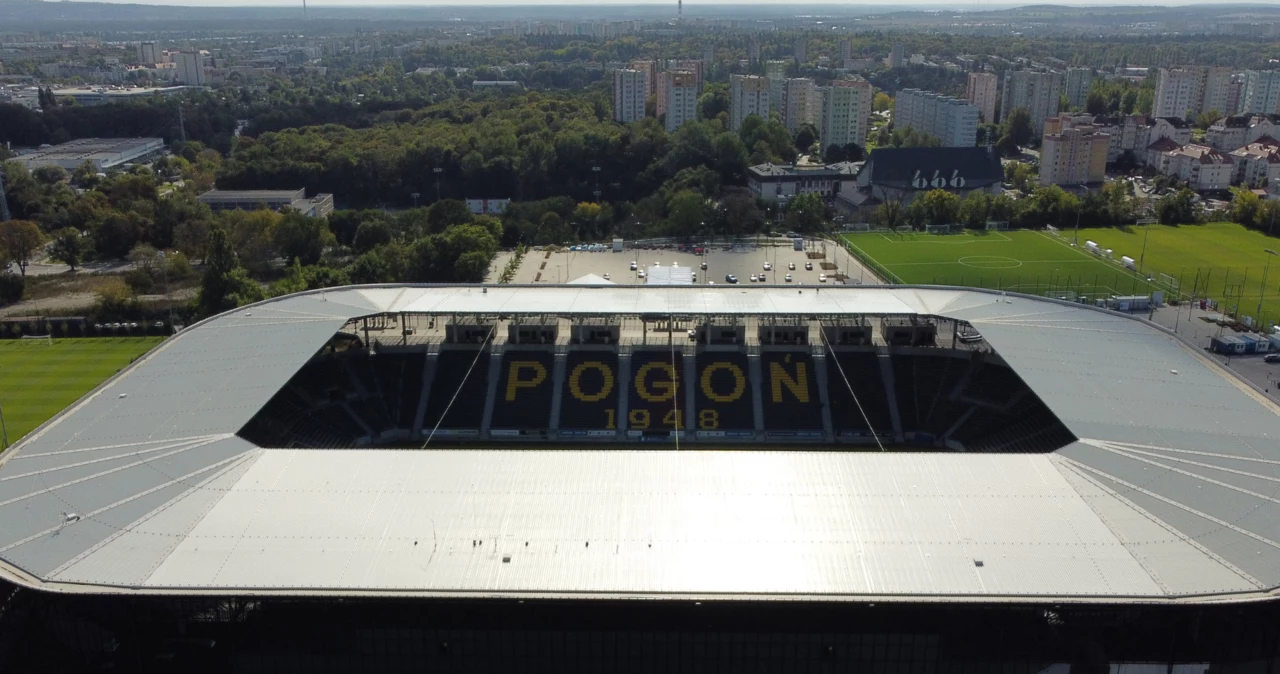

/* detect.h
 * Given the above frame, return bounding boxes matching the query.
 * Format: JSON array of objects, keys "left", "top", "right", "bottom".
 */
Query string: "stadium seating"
[{"left": 238, "top": 341, "right": 1074, "bottom": 452}]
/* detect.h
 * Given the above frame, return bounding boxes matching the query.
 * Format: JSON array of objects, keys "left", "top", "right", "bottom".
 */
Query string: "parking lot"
[{"left": 499, "top": 240, "right": 879, "bottom": 287}]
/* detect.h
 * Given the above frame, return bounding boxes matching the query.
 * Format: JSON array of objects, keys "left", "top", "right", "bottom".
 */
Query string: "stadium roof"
[{"left": 2, "top": 285, "right": 1280, "bottom": 603}]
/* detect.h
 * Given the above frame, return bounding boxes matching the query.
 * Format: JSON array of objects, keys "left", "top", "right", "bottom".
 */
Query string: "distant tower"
[{"left": 678, "top": 0, "right": 682, "bottom": 21}]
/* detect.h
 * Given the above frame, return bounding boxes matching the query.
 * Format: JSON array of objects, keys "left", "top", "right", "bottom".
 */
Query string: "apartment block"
[
  {"left": 613, "top": 69, "right": 647, "bottom": 123},
  {"left": 1040, "top": 126, "right": 1109, "bottom": 186},
  {"left": 136, "top": 41, "right": 157, "bottom": 65},
  {"left": 629, "top": 59, "right": 657, "bottom": 100},
  {"left": 1153, "top": 66, "right": 1233, "bottom": 119},
  {"left": 782, "top": 78, "right": 818, "bottom": 133},
  {"left": 794, "top": 38, "right": 807, "bottom": 64},
  {"left": 1000, "top": 70, "right": 1064, "bottom": 134},
  {"left": 174, "top": 51, "right": 205, "bottom": 86},
  {"left": 729, "top": 74, "right": 771, "bottom": 132},
  {"left": 1229, "top": 139, "right": 1280, "bottom": 187},
  {"left": 664, "top": 70, "right": 699, "bottom": 133},
  {"left": 1152, "top": 144, "right": 1234, "bottom": 191},
  {"left": 839, "top": 39, "right": 853, "bottom": 63},
  {"left": 1065, "top": 68, "right": 1094, "bottom": 110},
  {"left": 1242, "top": 70, "right": 1280, "bottom": 115},
  {"left": 819, "top": 78, "right": 874, "bottom": 149},
  {"left": 889, "top": 44, "right": 905, "bottom": 69},
  {"left": 894, "top": 88, "right": 979, "bottom": 147},
  {"left": 1206, "top": 114, "right": 1280, "bottom": 151},
  {"left": 966, "top": 72, "right": 998, "bottom": 123}
]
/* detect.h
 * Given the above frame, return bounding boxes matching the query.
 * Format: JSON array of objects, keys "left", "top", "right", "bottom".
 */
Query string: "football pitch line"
[
  {"left": 885, "top": 258, "right": 1086, "bottom": 267},
  {"left": 877, "top": 231, "right": 1014, "bottom": 244}
]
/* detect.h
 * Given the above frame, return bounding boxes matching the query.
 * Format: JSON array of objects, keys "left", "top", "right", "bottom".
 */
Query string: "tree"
[
  {"left": 999, "top": 107, "right": 1034, "bottom": 153},
  {"left": 1085, "top": 91, "right": 1108, "bottom": 115},
  {"left": 958, "top": 191, "right": 993, "bottom": 229},
  {"left": 784, "top": 192, "right": 826, "bottom": 233},
  {"left": 666, "top": 190, "right": 713, "bottom": 238},
  {"left": 873, "top": 92, "right": 894, "bottom": 113},
  {"left": 872, "top": 197, "right": 905, "bottom": 230},
  {"left": 698, "top": 84, "right": 730, "bottom": 121},
  {"left": 0, "top": 220, "right": 45, "bottom": 276},
  {"left": 197, "top": 225, "right": 264, "bottom": 317},
  {"left": 1195, "top": 110, "right": 1221, "bottom": 130},
  {"left": 353, "top": 219, "right": 394, "bottom": 254},
  {"left": 1157, "top": 188, "right": 1199, "bottom": 225},
  {"left": 426, "top": 198, "right": 474, "bottom": 233},
  {"left": 794, "top": 123, "right": 819, "bottom": 154},
  {"left": 273, "top": 212, "right": 335, "bottom": 266},
  {"left": 49, "top": 227, "right": 85, "bottom": 271},
  {"left": 916, "top": 189, "right": 962, "bottom": 227}
]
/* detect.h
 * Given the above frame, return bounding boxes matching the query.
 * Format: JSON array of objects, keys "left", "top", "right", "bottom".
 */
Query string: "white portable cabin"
[{"left": 1121, "top": 256, "right": 1136, "bottom": 270}]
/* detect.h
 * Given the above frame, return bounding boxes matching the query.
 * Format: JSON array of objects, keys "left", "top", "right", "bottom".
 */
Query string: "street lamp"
[
  {"left": 410, "top": 192, "right": 420, "bottom": 209},
  {"left": 1073, "top": 183, "right": 1085, "bottom": 245},
  {"left": 1139, "top": 221, "right": 1151, "bottom": 274},
  {"left": 1255, "top": 248, "right": 1278, "bottom": 325},
  {"left": 433, "top": 167, "right": 443, "bottom": 202},
  {"left": 592, "top": 165, "right": 602, "bottom": 203}
]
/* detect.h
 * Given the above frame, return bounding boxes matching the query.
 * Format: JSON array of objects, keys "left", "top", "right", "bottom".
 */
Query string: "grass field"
[
  {"left": 842, "top": 228, "right": 1160, "bottom": 300},
  {"left": 1074, "top": 222, "right": 1280, "bottom": 325},
  {"left": 0, "top": 337, "right": 165, "bottom": 449}
]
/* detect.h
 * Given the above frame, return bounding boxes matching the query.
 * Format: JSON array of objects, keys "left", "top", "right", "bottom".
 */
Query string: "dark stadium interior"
[
  {"left": 5, "top": 578, "right": 1279, "bottom": 674},
  {"left": 236, "top": 315, "right": 1077, "bottom": 453}
]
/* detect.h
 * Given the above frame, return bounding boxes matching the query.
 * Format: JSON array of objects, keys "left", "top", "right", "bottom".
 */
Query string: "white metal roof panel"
[{"left": 2, "top": 285, "right": 1280, "bottom": 602}]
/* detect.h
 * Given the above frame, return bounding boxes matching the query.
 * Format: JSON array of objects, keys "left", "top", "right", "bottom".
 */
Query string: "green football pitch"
[
  {"left": 842, "top": 228, "right": 1160, "bottom": 300},
  {"left": 0, "top": 337, "right": 165, "bottom": 450},
  {"left": 1072, "top": 222, "right": 1280, "bottom": 325}
]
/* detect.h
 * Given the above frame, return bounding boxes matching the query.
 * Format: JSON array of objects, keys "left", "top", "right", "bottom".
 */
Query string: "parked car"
[
  {"left": 637, "top": 270, "right": 645, "bottom": 278},
  {"left": 700, "top": 261, "right": 707, "bottom": 270},
  {"left": 785, "top": 273, "right": 793, "bottom": 282},
  {"left": 630, "top": 261, "right": 637, "bottom": 270},
  {"left": 818, "top": 274, "right": 827, "bottom": 283},
  {"left": 805, "top": 262, "right": 814, "bottom": 271},
  {"left": 788, "top": 262, "right": 796, "bottom": 270},
  {"left": 1265, "top": 353, "right": 1280, "bottom": 363},
  {"left": 763, "top": 262, "right": 772, "bottom": 271}
]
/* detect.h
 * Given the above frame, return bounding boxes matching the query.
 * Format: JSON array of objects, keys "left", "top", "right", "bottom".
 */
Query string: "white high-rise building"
[
  {"left": 966, "top": 72, "right": 998, "bottom": 123},
  {"left": 613, "top": 69, "right": 647, "bottom": 123},
  {"left": 1065, "top": 68, "right": 1094, "bottom": 110},
  {"left": 1154, "top": 66, "right": 1234, "bottom": 119},
  {"left": 729, "top": 74, "right": 771, "bottom": 132},
  {"left": 818, "top": 78, "right": 873, "bottom": 149},
  {"left": 895, "top": 89, "right": 979, "bottom": 147},
  {"left": 782, "top": 78, "right": 817, "bottom": 133},
  {"left": 1001, "top": 70, "right": 1064, "bottom": 134},
  {"left": 664, "top": 70, "right": 699, "bottom": 133},
  {"left": 175, "top": 51, "right": 206, "bottom": 86},
  {"left": 793, "top": 38, "right": 807, "bottom": 65},
  {"left": 764, "top": 60, "right": 789, "bottom": 113},
  {"left": 1241, "top": 70, "right": 1280, "bottom": 115},
  {"left": 136, "top": 42, "right": 157, "bottom": 65},
  {"left": 889, "top": 44, "right": 905, "bottom": 69}
]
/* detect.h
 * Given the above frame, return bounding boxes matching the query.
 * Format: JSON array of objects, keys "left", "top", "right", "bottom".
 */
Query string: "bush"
[
  {"left": 124, "top": 268, "right": 156, "bottom": 295},
  {"left": 0, "top": 273, "right": 24, "bottom": 305}
]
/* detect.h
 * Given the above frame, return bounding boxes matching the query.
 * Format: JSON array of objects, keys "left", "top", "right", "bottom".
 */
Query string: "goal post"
[
  {"left": 894, "top": 225, "right": 913, "bottom": 233},
  {"left": 1158, "top": 273, "right": 1179, "bottom": 291},
  {"left": 844, "top": 223, "right": 871, "bottom": 233},
  {"left": 925, "top": 224, "right": 950, "bottom": 235},
  {"left": 18, "top": 334, "right": 52, "bottom": 346},
  {"left": 1045, "top": 225, "right": 1062, "bottom": 237},
  {"left": 985, "top": 220, "right": 1009, "bottom": 231}
]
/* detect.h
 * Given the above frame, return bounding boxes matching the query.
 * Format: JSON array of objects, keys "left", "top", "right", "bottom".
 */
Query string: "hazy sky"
[{"left": 40, "top": 0, "right": 1258, "bottom": 6}]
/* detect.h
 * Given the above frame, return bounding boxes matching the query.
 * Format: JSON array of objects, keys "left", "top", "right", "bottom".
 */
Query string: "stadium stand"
[{"left": 239, "top": 337, "right": 1072, "bottom": 452}]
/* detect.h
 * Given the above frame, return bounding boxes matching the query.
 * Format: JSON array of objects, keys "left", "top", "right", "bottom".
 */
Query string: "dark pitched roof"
[
  {"left": 1213, "top": 115, "right": 1252, "bottom": 129},
  {"left": 864, "top": 147, "right": 1003, "bottom": 190},
  {"left": 1153, "top": 116, "right": 1190, "bottom": 129}
]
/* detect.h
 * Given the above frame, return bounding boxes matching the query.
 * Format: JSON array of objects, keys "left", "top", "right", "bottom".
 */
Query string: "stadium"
[{"left": 2, "top": 283, "right": 1280, "bottom": 671}]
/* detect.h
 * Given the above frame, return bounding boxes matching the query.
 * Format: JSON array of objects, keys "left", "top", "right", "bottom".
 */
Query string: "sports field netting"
[
  {"left": 0, "top": 337, "right": 164, "bottom": 449},
  {"left": 1074, "top": 222, "right": 1280, "bottom": 326},
  {"left": 841, "top": 228, "right": 1160, "bottom": 300}
]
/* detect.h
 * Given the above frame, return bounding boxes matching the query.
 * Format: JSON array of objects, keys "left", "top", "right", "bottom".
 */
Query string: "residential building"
[
  {"left": 629, "top": 59, "right": 657, "bottom": 100},
  {"left": 656, "top": 71, "right": 671, "bottom": 117},
  {"left": 1242, "top": 70, "right": 1280, "bottom": 115},
  {"left": 889, "top": 44, "right": 905, "bottom": 69},
  {"left": 136, "top": 41, "right": 157, "bottom": 65},
  {"left": 174, "top": 51, "right": 206, "bottom": 86},
  {"left": 839, "top": 40, "right": 852, "bottom": 63},
  {"left": 794, "top": 38, "right": 807, "bottom": 65},
  {"left": 197, "top": 189, "right": 335, "bottom": 218},
  {"left": 1206, "top": 114, "right": 1280, "bottom": 151},
  {"left": 1229, "top": 139, "right": 1280, "bottom": 187},
  {"left": 1153, "top": 144, "right": 1234, "bottom": 191},
  {"left": 747, "top": 161, "right": 860, "bottom": 202},
  {"left": 818, "top": 78, "right": 874, "bottom": 149},
  {"left": 747, "top": 38, "right": 760, "bottom": 63},
  {"left": 894, "top": 88, "right": 979, "bottom": 147},
  {"left": 764, "top": 59, "right": 789, "bottom": 80},
  {"left": 966, "top": 72, "right": 998, "bottom": 123},
  {"left": 671, "top": 59, "right": 704, "bottom": 92},
  {"left": 1000, "top": 70, "right": 1064, "bottom": 134},
  {"left": 613, "top": 69, "right": 647, "bottom": 123},
  {"left": 1153, "top": 66, "right": 1233, "bottom": 119},
  {"left": 1065, "top": 68, "right": 1094, "bottom": 110},
  {"left": 764, "top": 59, "right": 789, "bottom": 113},
  {"left": 663, "top": 70, "right": 698, "bottom": 132},
  {"left": 729, "top": 74, "right": 771, "bottom": 132},
  {"left": 782, "top": 78, "right": 818, "bottom": 133},
  {"left": 1040, "top": 126, "right": 1109, "bottom": 186},
  {"left": 1227, "top": 74, "right": 1245, "bottom": 116}
]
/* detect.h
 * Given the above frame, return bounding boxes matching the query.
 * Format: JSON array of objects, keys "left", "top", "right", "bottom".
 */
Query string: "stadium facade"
[{"left": 2, "top": 284, "right": 1280, "bottom": 671}]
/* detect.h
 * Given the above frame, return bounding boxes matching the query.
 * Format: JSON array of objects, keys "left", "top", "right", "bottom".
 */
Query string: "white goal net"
[
  {"left": 895, "top": 225, "right": 913, "bottom": 233},
  {"left": 925, "top": 224, "right": 950, "bottom": 235},
  {"left": 985, "top": 221, "right": 1009, "bottom": 231},
  {"left": 845, "top": 223, "right": 871, "bottom": 233},
  {"left": 19, "top": 334, "right": 52, "bottom": 345},
  {"left": 1158, "top": 273, "right": 1180, "bottom": 291},
  {"left": 1046, "top": 225, "right": 1062, "bottom": 237}
]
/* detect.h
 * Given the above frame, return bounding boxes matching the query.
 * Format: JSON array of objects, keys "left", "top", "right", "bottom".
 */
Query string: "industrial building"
[
  {"left": 45, "top": 85, "right": 199, "bottom": 107},
  {"left": 3, "top": 284, "right": 1280, "bottom": 669},
  {"left": 197, "top": 188, "right": 335, "bottom": 218},
  {"left": 13, "top": 137, "right": 165, "bottom": 171}
]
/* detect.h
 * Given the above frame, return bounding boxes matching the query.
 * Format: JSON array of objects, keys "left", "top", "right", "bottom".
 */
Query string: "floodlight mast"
[{"left": 0, "top": 170, "right": 12, "bottom": 222}]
